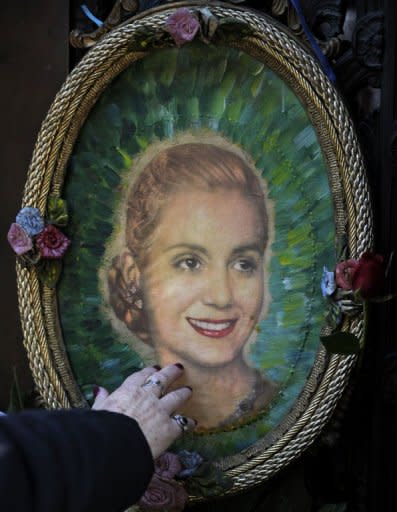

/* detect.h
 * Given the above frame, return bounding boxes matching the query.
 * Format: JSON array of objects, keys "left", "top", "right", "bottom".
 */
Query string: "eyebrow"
[
  {"left": 165, "top": 244, "right": 209, "bottom": 256},
  {"left": 165, "top": 243, "right": 262, "bottom": 256},
  {"left": 230, "top": 243, "right": 263, "bottom": 256}
]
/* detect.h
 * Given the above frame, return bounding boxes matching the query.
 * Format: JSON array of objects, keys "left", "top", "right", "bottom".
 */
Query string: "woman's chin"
[{"left": 179, "top": 352, "right": 241, "bottom": 370}]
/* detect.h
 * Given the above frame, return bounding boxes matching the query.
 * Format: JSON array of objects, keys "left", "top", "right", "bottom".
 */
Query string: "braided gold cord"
[
  {"left": 17, "top": 263, "right": 69, "bottom": 408},
  {"left": 42, "top": 287, "right": 87, "bottom": 408},
  {"left": 22, "top": 44, "right": 130, "bottom": 211},
  {"left": 227, "top": 354, "right": 353, "bottom": 479},
  {"left": 15, "top": 3, "right": 373, "bottom": 499}
]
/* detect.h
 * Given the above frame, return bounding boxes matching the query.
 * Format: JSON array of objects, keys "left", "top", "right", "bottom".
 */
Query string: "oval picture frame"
[{"left": 15, "top": 2, "right": 373, "bottom": 502}]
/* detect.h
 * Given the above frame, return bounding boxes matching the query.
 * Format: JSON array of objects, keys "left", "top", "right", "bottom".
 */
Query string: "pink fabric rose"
[
  {"left": 165, "top": 8, "right": 200, "bottom": 46},
  {"left": 351, "top": 252, "right": 385, "bottom": 299},
  {"left": 36, "top": 224, "right": 70, "bottom": 259},
  {"left": 154, "top": 452, "right": 182, "bottom": 480},
  {"left": 7, "top": 223, "right": 33, "bottom": 255},
  {"left": 138, "top": 475, "right": 188, "bottom": 511},
  {"left": 335, "top": 259, "right": 359, "bottom": 290}
]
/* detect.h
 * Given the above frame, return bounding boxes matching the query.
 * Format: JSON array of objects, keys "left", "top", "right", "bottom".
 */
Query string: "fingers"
[
  {"left": 121, "top": 366, "right": 159, "bottom": 389},
  {"left": 152, "top": 364, "right": 184, "bottom": 394},
  {"left": 169, "top": 414, "right": 197, "bottom": 438},
  {"left": 90, "top": 364, "right": 197, "bottom": 458},
  {"left": 128, "top": 363, "right": 185, "bottom": 398},
  {"left": 117, "top": 363, "right": 185, "bottom": 393},
  {"left": 161, "top": 386, "right": 192, "bottom": 414}
]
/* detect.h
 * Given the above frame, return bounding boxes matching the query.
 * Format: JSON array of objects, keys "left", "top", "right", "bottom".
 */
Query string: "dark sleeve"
[{"left": 0, "top": 409, "right": 154, "bottom": 512}]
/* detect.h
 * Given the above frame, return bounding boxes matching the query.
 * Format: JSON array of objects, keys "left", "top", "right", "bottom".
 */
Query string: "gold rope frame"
[{"left": 16, "top": 1, "right": 373, "bottom": 499}]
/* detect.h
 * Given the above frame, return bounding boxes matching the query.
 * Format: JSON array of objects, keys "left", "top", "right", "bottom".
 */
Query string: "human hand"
[{"left": 92, "top": 364, "right": 196, "bottom": 459}]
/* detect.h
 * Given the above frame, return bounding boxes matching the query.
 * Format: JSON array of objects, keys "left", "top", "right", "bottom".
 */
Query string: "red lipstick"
[{"left": 186, "top": 317, "right": 237, "bottom": 338}]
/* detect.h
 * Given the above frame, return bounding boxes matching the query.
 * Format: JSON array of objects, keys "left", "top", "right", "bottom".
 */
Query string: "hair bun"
[{"left": 107, "top": 250, "right": 149, "bottom": 342}]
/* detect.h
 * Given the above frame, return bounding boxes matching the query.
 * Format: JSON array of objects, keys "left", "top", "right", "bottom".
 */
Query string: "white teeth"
[{"left": 189, "top": 319, "right": 232, "bottom": 331}]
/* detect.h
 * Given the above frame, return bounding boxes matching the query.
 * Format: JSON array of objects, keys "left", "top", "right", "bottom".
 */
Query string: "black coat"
[{"left": 0, "top": 409, "right": 154, "bottom": 511}]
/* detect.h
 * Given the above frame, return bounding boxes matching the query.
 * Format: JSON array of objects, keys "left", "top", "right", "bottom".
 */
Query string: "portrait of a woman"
[{"left": 104, "top": 140, "right": 275, "bottom": 431}]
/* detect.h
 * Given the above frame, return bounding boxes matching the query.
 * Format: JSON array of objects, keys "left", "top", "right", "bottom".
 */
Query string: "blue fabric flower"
[
  {"left": 16, "top": 207, "right": 44, "bottom": 236},
  {"left": 321, "top": 266, "right": 336, "bottom": 297},
  {"left": 177, "top": 450, "right": 203, "bottom": 479}
]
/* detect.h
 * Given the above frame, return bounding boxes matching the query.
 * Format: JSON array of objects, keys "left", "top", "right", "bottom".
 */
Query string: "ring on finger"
[
  {"left": 141, "top": 376, "right": 164, "bottom": 396},
  {"left": 171, "top": 414, "right": 190, "bottom": 434}
]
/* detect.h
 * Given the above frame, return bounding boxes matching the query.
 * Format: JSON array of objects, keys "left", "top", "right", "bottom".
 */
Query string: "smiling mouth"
[{"left": 186, "top": 317, "right": 237, "bottom": 338}]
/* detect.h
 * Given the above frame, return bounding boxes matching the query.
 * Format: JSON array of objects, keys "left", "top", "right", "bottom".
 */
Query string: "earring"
[{"left": 125, "top": 282, "right": 143, "bottom": 311}]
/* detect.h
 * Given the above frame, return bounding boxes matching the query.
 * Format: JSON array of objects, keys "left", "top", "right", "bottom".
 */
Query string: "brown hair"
[{"left": 107, "top": 143, "right": 268, "bottom": 341}]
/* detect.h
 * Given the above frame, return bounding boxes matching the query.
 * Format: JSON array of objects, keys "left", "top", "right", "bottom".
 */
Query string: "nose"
[{"left": 203, "top": 268, "right": 234, "bottom": 309}]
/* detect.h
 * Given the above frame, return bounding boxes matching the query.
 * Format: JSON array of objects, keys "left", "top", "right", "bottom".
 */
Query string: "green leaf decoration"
[
  {"left": 47, "top": 196, "right": 68, "bottom": 226},
  {"left": 184, "top": 462, "right": 233, "bottom": 497},
  {"left": 217, "top": 17, "right": 255, "bottom": 38},
  {"left": 320, "top": 331, "right": 361, "bottom": 355},
  {"left": 127, "top": 28, "right": 174, "bottom": 51},
  {"left": 212, "top": 18, "right": 255, "bottom": 44},
  {"left": 37, "top": 259, "right": 62, "bottom": 288}
]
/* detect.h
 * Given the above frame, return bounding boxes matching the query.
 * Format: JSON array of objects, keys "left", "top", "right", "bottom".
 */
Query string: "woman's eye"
[
  {"left": 175, "top": 257, "right": 202, "bottom": 271},
  {"left": 233, "top": 258, "right": 257, "bottom": 273}
]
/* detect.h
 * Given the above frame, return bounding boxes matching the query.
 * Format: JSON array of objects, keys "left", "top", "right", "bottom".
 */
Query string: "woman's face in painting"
[{"left": 139, "top": 187, "right": 266, "bottom": 368}]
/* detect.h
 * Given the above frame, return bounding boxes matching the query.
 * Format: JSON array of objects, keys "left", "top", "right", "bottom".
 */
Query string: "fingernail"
[
  {"left": 184, "top": 386, "right": 192, "bottom": 391},
  {"left": 93, "top": 385, "right": 100, "bottom": 398},
  {"left": 175, "top": 363, "right": 184, "bottom": 370},
  {"left": 153, "top": 365, "right": 161, "bottom": 370}
]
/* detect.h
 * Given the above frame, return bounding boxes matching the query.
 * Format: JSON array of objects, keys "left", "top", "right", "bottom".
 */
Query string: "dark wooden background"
[
  {"left": 0, "top": 1, "right": 69, "bottom": 408},
  {"left": 1, "top": 1, "right": 396, "bottom": 510}
]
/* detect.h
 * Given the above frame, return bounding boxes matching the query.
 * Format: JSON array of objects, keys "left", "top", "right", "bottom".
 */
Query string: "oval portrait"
[{"left": 15, "top": 3, "right": 372, "bottom": 500}]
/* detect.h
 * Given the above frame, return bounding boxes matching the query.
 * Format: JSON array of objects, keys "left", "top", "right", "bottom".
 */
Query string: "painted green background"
[{"left": 59, "top": 44, "right": 335, "bottom": 459}]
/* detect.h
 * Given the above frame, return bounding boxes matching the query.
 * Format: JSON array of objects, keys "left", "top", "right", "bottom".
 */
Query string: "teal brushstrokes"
[{"left": 58, "top": 45, "right": 335, "bottom": 459}]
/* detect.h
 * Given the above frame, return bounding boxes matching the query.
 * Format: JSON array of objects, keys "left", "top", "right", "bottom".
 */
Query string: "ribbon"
[
  {"left": 80, "top": 4, "right": 104, "bottom": 27},
  {"left": 289, "top": 0, "right": 336, "bottom": 83}
]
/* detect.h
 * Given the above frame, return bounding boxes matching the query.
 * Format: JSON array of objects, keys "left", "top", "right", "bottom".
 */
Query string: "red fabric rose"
[
  {"left": 138, "top": 475, "right": 188, "bottom": 511},
  {"left": 335, "top": 259, "right": 359, "bottom": 290},
  {"left": 335, "top": 252, "right": 385, "bottom": 298},
  {"left": 36, "top": 224, "right": 70, "bottom": 259},
  {"left": 165, "top": 8, "right": 200, "bottom": 46},
  {"left": 154, "top": 452, "right": 182, "bottom": 480},
  {"left": 351, "top": 252, "right": 385, "bottom": 298}
]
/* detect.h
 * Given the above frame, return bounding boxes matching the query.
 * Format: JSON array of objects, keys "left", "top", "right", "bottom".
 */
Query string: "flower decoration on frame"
[
  {"left": 321, "top": 242, "right": 394, "bottom": 355},
  {"left": 7, "top": 197, "right": 70, "bottom": 288},
  {"left": 165, "top": 8, "right": 201, "bottom": 46},
  {"left": 138, "top": 450, "right": 232, "bottom": 511},
  {"left": 129, "top": 6, "right": 256, "bottom": 51}
]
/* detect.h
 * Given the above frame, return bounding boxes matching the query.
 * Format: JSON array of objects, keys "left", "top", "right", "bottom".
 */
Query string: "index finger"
[
  {"left": 120, "top": 366, "right": 159, "bottom": 390},
  {"left": 145, "top": 363, "right": 184, "bottom": 395}
]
